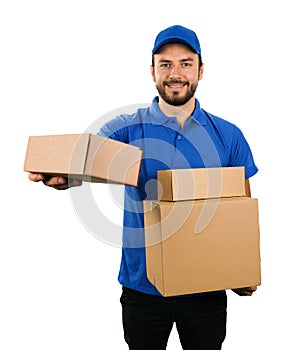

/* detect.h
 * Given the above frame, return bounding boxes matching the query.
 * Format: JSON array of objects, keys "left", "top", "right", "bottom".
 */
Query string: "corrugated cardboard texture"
[
  {"left": 158, "top": 167, "right": 246, "bottom": 201},
  {"left": 144, "top": 197, "right": 261, "bottom": 296},
  {"left": 24, "top": 133, "right": 142, "bottom": 186}
]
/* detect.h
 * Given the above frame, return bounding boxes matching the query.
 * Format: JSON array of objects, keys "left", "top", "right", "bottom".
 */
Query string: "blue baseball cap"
[{"left": 152, "top": 25, "right": 201, "bottom": 57}]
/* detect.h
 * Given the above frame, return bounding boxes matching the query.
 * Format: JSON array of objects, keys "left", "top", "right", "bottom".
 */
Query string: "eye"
[
  {"left": 160, "top": 63, "right": 170, "bottom": 69},
  {"left": 182, "top": 62, "right": 192, "bottom": 68}
]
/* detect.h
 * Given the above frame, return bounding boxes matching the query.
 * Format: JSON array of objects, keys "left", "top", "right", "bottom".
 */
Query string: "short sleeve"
[
  {"left": 97, "top": 115, "right": 129, "bottom": 143},
  {"left": 230, "top": 126, "right": 258, "bottom": 179}
]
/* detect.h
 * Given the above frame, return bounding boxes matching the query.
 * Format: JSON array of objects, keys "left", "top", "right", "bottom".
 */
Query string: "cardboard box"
[
  {"left": 144, "top": 197, "right": 261, "bottom": 296},
  {"left": 158, "top": 167, "right": 246, "bottom": 201},
  {"left": 24, "top": 133, "right": 143, "bottom": 186}
]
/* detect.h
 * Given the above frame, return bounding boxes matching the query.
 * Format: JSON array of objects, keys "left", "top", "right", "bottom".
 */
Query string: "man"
[{"left": 29, "top": 25, "right": 258, "bottom": 349}]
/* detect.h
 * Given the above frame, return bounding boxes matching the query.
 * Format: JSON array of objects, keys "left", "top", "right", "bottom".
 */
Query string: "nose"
[{"left": 169, "top": 65, "right": 181, "bottom": 79}]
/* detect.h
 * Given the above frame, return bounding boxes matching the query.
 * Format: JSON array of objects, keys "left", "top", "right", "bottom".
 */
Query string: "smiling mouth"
[{"left": 165, "top": 81, "right": 188, "bottom": 89}]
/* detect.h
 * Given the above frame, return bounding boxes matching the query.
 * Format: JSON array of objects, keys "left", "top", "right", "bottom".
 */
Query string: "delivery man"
[{"left": 29, "top": 25, "right": 258, "bottom": 350}]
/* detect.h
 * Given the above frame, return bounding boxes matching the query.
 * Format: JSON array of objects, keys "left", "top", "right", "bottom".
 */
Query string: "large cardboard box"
[
  {"left": 24, "top": 133, "right": 143, "bottom": 186},
  {"left": 144, "top": 197, "right": 261, "bottom": 296},
  {"left": 158, "top": 167, "right": 246, "bottom": 201}
]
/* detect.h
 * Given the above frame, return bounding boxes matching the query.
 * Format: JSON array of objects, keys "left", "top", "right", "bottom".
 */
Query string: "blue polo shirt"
[{"left": 98, "top": 97, "right": 258, "bottom": 296}]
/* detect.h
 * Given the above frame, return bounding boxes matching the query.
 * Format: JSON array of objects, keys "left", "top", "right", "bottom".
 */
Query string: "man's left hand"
[{"left": 231, "top": 286, "right": 257, "bottom": 296}]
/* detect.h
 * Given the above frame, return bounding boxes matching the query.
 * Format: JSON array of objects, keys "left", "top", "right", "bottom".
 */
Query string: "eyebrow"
[{"left": 158, "top": 57, "right": 195, "bottom": 63}]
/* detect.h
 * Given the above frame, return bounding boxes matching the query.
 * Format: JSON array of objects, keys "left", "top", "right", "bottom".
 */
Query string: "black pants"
[{"left": 120, "top": 287, "right": 227, "bottom": 350}]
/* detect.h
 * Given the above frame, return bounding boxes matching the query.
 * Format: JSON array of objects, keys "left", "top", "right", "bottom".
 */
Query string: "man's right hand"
[{"left": 28, "top": 173, "right": 82, "bottom": 190}]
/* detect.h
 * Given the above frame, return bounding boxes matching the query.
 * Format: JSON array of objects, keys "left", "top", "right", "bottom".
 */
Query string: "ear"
[
  {"left": 198, "top": 63, "right": 204, "bottom": 81},
  {"left": 150, "top": 64, "right": 156, "bottom": 82}
]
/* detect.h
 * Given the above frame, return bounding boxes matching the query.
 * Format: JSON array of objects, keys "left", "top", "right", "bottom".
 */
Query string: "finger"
[
  {"left": 238, "top": 291, "right": 252, "bottom": 296},
  {"left": 238, "top": 287, "right": 257, "bottom": 296},
  {"left": 242, "top": 291, "right": 253, "bottom": 296},
  {"left": 241, "top": 286, "right": 257, "bottom": 294},
  {"left": 68, "top": 179, "right": 82, "bottom": 187},
  {"left": 54, "top": 179, "right": 82, "bottom": 190},
  {"left": 43, "top": 176, "right": 67, "bottom": 187},
  {"left": 29, "top": 173, "right": 45, "bottom": 182},
  {"left": 43, "top": 177, "right": 82, "bottom": 190},
  {"left": 50, "top": 184, "right": 70, "bottom": 190}
]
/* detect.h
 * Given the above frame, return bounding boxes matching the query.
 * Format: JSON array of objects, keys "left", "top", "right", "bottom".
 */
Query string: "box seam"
[
  {"left": 83, "top": 133, "right": 91, "bottom": 175},
  {"left": 161, "top": 226, "right": 165, "bottom": 296},
  {"left": 23, "top": 136, "right": 32, "bottom": 171}
]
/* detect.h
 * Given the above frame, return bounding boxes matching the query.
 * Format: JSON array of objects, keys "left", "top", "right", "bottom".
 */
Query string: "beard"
[{"left": 156, "top": 80, "right": 198, "bottom": 106}]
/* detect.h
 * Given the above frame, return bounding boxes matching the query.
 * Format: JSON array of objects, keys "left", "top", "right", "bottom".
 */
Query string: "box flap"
[{"left": 84, "top": 134, "right": 143, "bottom": 186}]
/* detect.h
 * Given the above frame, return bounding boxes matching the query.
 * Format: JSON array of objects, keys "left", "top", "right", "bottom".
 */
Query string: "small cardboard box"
[
  {"left": 158, "top": 167, "right": 246, "bottom": 201},
  {"left": 144, "top": 197, "right": 261, "bottom": 296},
  {"left": 24, "top": 133, "right": 143, "bottom": 186}
]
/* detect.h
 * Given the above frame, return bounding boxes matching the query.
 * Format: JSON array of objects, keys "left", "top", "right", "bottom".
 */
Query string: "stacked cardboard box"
[
  {"left": 144, "top": 167, "right": 261, "bottom": 296},
  {"left": 24, "top": 133, "right": 143, "bottom": 186}
]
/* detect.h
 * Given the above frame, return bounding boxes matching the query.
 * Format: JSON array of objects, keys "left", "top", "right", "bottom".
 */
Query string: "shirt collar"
[{"left": 149, "top": 96, "right": 207, "bottom": 126}]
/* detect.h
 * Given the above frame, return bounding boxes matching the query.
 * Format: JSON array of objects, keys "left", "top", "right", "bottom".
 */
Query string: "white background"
[{"left": 1, "top": 0, "right": 290, "bottom": 348}]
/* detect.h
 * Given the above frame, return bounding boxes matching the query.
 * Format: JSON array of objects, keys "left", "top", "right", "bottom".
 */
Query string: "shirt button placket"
[{"left": 174, "top": 133, "right": 182, "bottom": 150}]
